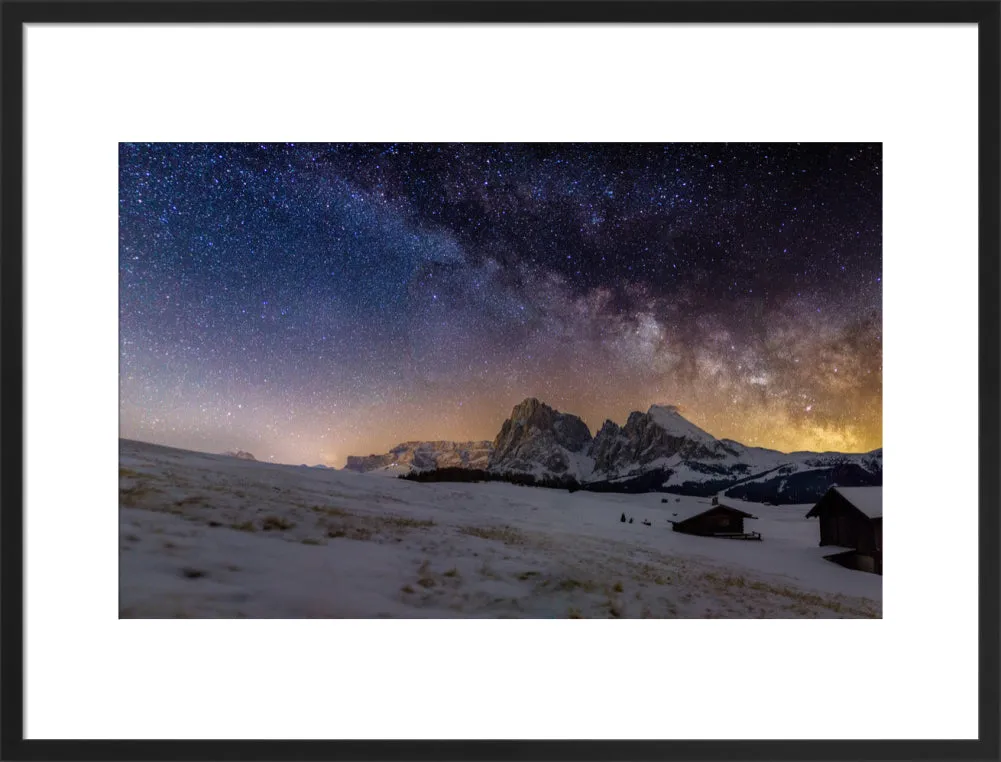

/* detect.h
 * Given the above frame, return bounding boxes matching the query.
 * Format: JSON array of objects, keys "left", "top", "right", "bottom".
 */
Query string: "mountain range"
[
  {"left": 222, "top": 450, "right": 257, "bottom": 461},
  {"left": 343, "top": 398, "right": 882, "bottom": 504},
  {"left": 344, "top": 440, "right": 493, "bottom": 475}
]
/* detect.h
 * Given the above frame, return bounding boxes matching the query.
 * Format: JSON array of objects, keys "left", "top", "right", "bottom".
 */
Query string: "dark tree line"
[
  {"left": 397, "top": 462, "right": 880, "bottom": 504},
  {"left": 400, "top": 465, "right": 716, "bottom": 494},
  {"left": 399, "top": 467, "right": 579, "bottom": 490}
]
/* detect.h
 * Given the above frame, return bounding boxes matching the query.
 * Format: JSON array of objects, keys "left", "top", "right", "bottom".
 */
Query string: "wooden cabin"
[
  {"left": 805, "top": 486, "right": 882, "bottom": 574},
  {"left": 667, "top": 502, "right": 760, "bottom": 540}
]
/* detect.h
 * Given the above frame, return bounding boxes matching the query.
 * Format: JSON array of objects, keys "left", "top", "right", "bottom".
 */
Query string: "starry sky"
[{"left": 120, "top": 143, "right": 881, "bottom": 466}]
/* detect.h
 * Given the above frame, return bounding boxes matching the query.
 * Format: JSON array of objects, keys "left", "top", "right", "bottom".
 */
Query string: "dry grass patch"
[
  {"left": 701, "top": 572, "right": 878, "bottom": 618},
  {"left": 635, "top": 563, "right": 672, "bottom": 586},
  {"left": 119, "top": 483, "right": 160, "bottom": 507},
  {"left": 231, "top": 520, "right": 257, "bottom": 532},
  {"left": 318, "top": 511, "right": 433, "bottom": 543},
  {"left": 378, "top": 515, "right": 435, "bottom": 529},
  {"left": 459, "top": 524, "right": 527, "bottom": 546},
  {"left": 174, "top": 495, "right": 208, "bottom": 508},
  {"left": 310, "top": 505, "right": 353, "bottom": 518},
  {"left": 555, "top": 578, "right": 598, "bottom": 593},
  {"left": 323, "top": 524, "right": 375, "bottom": 541},
  {"left": 260, "top": 515, "right": 296, "bottom": 532},
  {"left": 206, "top": 485, "right": 250, "bottom": 498}
]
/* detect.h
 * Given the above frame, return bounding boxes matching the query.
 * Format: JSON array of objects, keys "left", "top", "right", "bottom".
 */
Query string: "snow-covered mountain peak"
[
  {"left": 648, "top": 403, "right": 681, "bottom": 416},
  {"left": 489, "top": 399, "right": 593, "bottom": 479},
  {"left": 646, "top": 404, "right": 716, "bottom": 444},
  {"left": 509, "top": 397, "right": 547, "bottom": 425},
  {"left": 344, "top": 440, "right": 493, "bottom": 474}
]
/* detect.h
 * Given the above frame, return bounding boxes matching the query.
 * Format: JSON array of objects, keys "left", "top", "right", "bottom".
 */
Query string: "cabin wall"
[
  {"left": 826, "top": 513, "right": 874, "bottom": 549},
  {"left": 855, "top": 523, "right": 878, "bottom": 553},
  {"left": 677, "top": 509, "right": 746, "bottom": 536},
  {"left": 704, "top": 512, "right": 744, "bottom": 534},
  {"left": 819, "top": 513, "right": 838, "bottom": 546},
  {"left": 815, "top": 493, "right": 878, "bottom": 551}
]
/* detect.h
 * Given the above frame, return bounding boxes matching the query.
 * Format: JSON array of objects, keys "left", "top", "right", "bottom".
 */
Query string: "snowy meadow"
[{"left": 120, "top": 439, "right": 881, "bottom": 618}]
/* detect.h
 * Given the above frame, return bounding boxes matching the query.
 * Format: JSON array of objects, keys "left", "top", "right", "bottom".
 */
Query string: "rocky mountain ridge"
[
  {"left": 222, "top": 450, "right": 257, "bottom": 461},
  {"left": 344, "top": 398, "right": 882, "bottom": 503},
  {"left": 344, "top": 440, "right": 493, "bottom": 474}
]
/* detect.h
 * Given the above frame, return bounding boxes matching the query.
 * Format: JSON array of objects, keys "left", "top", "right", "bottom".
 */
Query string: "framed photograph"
[{"left": 2, "top": 1, "right": 998, "bottom": 759}]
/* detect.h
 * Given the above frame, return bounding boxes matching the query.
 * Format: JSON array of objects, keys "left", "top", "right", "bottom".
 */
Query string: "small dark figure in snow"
[
  {"left": 661, "top": 498, "right": 669, "bottom": 504},
  {"left": 628, "top": 517, "right": 634, "bottom": 524},
  {"left": 675, "top": 498, "right": 681, "bottom": 503},
  {"left": 642, "top": 520, "right": 652, "bottom": 526},
  {"left": 620, "top": 512, "right": 626, "bottom": 523}
]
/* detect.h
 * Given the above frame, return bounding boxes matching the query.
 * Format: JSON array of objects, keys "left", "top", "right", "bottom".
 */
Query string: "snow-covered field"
[{"left": 119, "top": 439, "right": 881, "bottom": 618}]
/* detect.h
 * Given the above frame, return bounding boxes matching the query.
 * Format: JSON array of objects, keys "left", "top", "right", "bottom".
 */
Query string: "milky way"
[{"left": 119, "top": 143, "right": 881, "bottom": 466}]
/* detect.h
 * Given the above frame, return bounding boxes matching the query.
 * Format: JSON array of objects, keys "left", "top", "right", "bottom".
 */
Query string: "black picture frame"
[{"left": 1, "top": 2, "right": 998, "bottom": 760}]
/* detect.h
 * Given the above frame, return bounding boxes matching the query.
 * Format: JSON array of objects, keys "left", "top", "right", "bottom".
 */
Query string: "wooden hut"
[
  {"left": 667, "top": 502, "right": 760, "bottom": 540},
  {"left": 805, "top": 486, "right": 882, "bottom": 574}
]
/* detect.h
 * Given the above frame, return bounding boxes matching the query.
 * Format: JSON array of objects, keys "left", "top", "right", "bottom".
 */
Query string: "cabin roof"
[
  {"left": 666, "top": 501, "right": 758, "bottom": 524},
  {"left": 834, "top": 487, "right": 882, "bottom": 518},
  {"left": 807, "top": 486, "right": 882, "bottom": 519}
]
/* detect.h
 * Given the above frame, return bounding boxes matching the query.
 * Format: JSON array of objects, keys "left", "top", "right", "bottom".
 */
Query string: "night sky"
[{"left": 120, "top": 143, "right": 881, "bottom": 466}]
